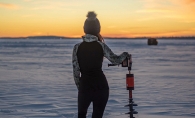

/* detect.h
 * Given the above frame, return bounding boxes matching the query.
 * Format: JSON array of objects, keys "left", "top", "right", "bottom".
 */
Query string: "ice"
[{"left": 0, "top": 39, "right": 195, "bottom": 118}]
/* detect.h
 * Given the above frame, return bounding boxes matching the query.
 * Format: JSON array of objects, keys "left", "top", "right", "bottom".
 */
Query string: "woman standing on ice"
[{"left": 72, "top": 11, "right": 130, "bottom": 118}]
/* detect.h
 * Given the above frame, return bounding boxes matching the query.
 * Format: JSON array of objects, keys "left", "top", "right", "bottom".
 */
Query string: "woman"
[{"left": 72, "top": 11, "right": 130, "bottom": 118}]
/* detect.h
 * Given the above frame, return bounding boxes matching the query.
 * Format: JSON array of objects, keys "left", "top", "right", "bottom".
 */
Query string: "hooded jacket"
[{"left": 72, "top": 34, "right": 130, "bottom": 90}]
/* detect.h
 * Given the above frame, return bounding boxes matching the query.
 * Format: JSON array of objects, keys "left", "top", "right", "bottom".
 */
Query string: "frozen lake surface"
[{"left": 0, "top": 39, "right": 195, "bottom": 118}]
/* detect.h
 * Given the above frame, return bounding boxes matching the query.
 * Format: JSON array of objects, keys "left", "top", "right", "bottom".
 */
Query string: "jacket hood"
[{"left": 82, "top": 34, "right": 98, "bottom": 42}]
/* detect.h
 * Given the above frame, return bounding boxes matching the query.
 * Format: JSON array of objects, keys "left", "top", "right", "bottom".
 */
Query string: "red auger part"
[{"left": 126, "top": 74, "right": 134, "bottom": 90}]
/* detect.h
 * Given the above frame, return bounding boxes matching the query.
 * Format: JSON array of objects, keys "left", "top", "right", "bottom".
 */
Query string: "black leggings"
[{"left": 78, "top": 90, "right": 109, "bottom": 118}]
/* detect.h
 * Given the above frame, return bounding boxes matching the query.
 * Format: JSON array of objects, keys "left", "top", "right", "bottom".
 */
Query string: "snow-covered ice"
[{"left": 0, "top": 39, "right": 195, "bottom": 118}]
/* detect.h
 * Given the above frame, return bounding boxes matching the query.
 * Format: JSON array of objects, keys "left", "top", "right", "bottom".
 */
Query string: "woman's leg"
[
  {"left": 92, "top": 90, "right": 109, "bottom": 118},
  {"left": 78, "top": 91, "right": 92, "bottom": 118}
]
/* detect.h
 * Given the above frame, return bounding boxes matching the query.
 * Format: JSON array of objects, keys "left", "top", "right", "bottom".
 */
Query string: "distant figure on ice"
[{"left": 72, "top": 11, "right": 130, "bottom": 118}]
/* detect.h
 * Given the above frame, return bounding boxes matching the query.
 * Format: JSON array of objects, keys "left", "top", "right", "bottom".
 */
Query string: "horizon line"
[{"left": 1, "top": 35, "right": 195, "bottom": 39}]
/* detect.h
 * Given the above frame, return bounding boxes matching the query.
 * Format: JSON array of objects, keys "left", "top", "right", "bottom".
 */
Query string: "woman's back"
[
  {"left": 77, "top": 41, "right": 103, "bottom": 77},
  {"left": 77, "top": 38, "right": 109, "bottom": 91}
]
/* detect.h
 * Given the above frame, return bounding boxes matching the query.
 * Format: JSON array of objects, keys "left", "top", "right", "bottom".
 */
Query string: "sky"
[{"left": 0, "top": 0, "right": 195, "bottom": 38}]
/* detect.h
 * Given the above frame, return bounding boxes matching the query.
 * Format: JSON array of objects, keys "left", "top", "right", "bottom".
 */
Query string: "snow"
[{"left": 0, "top": 39, "right": 195, "bottom": 118}]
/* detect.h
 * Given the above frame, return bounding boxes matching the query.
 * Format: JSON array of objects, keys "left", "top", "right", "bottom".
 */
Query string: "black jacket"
[{"left": 72, "top": 34, "right": 130, "bottom": 90}]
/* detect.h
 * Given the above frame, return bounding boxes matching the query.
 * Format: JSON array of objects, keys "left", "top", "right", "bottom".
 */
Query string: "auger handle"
[{"left": 108, "top": 64, "right": 119, "bottom": 67}]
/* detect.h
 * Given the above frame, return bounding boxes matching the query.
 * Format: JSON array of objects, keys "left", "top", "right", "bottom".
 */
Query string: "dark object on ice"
[
  {"left": 148, "top": 38, "right": 158, "bottom": 45},
  {"left": 108, "top": 55, "right": 138, "bottom": 118}
]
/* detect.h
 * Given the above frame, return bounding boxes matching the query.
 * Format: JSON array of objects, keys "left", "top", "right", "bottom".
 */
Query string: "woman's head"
[
  {"left": 83, "top": 11, "right": 104, "bottom": 42},
  {"left": 84, "top": 11, "right": 101, "bottom": 36}
]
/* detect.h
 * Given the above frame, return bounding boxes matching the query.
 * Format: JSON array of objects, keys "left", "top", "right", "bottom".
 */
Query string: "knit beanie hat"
[{"left": 84, "top": 11, "right": 101, "bottom": 35}]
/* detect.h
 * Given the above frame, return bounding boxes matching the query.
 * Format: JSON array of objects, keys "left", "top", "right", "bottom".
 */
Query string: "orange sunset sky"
[{"left": 0, "top": 0, "right": 195, "bottom": 38}]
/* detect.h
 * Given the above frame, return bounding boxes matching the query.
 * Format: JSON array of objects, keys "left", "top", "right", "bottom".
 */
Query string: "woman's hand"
[
  {"left": 123, "top": 52, "right": 131, "bottom": 58},
  {"left": 98, "top": 34, "right": 104, "bottom": 43}
]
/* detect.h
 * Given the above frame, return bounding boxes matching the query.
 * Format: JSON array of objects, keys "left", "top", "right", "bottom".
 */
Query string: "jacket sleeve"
[
  {"left": 101, "top": 43, "right": 130, "bottom": 64},
  {"left": 72, "top": 44, "right": 80, "bottom": 90}
]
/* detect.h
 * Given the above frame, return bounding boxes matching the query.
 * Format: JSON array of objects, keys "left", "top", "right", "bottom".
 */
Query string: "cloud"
[
  {"left": 119, "top": 30, "right": 130, "bottom": 33},
  {"left": 137, "top": 0, "right": 195, "bottom": 22},
  {"left": 137, "top": 9, "right": 173, "bottom": 13},
  {"left": 33, "top": 32, "right": 44, "bottom": 35},
  {"left": 29, "top": 1, "right": 83, "bottom": 11},
  {"left": 170, "top": 0, "right": 195, "bottom": 4},
  {"left": 185, "top": 0, "right": 195, "bottom": 4},
  {"left": 23, "top": 0, "right": 33, "bottom": 2},
  {"left": 136, "top": 0, "right": 175, "bottom": 16},
  {"left": 179, "top": 20, "right": 195, "bottom": 23},
  {"left": 32, "top": 6, "right": 56, "bottom": 10},
  {"left": 22, "top": 14, "right": 35, "bottom": 18},
  {"left": 107, "top": 26, "right": 117, "bottom": 29},
  {"left": 0, "top": 3, "right": 19, "bottom": 9}
]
